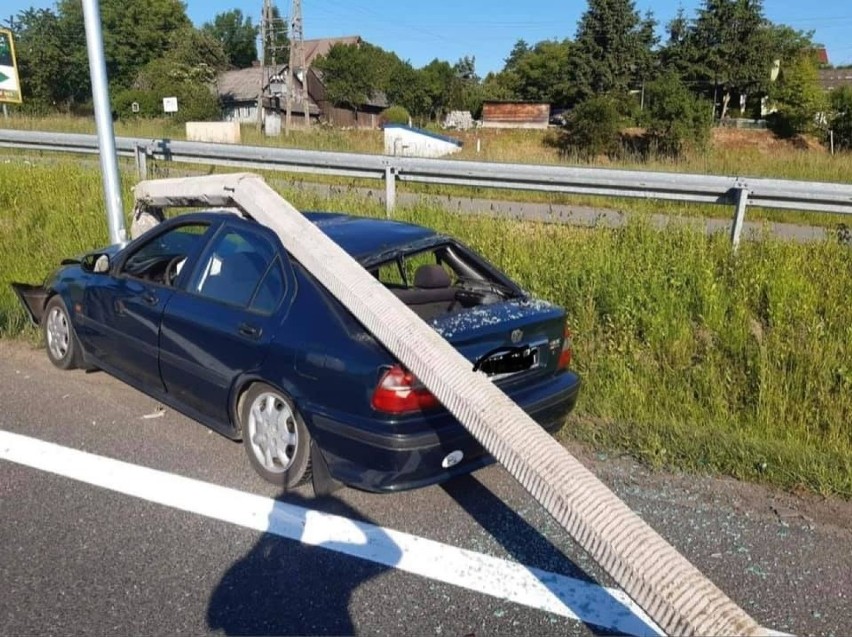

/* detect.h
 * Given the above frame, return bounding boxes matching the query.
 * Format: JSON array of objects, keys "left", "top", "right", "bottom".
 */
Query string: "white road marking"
[{"left": 0, "top": 430, "right": 662, "bottom": 635}]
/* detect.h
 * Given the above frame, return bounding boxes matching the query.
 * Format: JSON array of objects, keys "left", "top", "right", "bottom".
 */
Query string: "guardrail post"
[
  {"left": 731, "top": 186, "right": 749, "bottom": 251},
  {"left": 134, "top": 144, "right": 149, "bottom": 181},
  {"left": 384, "top": 166, "right": 397, "bottom": 216}
]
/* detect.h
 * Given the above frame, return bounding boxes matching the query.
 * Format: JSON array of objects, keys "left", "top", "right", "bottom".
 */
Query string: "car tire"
[
  {"left": 43, "top": 296, "right": 83, "bottom": 371},
  {"left": 240, "top": 383, "right": 312, "bottom": 489}
]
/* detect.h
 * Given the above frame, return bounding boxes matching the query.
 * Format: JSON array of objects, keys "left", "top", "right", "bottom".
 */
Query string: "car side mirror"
[{"left": 93, "top": 254, "right": 110, "bottom": 273}]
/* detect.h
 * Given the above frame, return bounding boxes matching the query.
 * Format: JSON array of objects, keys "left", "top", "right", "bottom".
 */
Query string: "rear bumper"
[{"left": 307, "top": 370, "right": 581, "bottom": 492}]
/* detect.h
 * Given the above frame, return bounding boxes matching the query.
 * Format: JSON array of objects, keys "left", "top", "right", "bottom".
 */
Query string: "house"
[
  {"left": 481, "top": 101, "right": 550, "bottom": 129},
  {"left": 216, "top": 36, "right": 388, "bottom": 129},
  {"left": 819, "top": 68, "right": 852, "bottom": 92},
  {"left": 216, "top": 64, "right": 319, "bottom": 125}
]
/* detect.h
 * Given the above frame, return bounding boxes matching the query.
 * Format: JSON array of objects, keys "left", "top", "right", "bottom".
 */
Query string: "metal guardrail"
[{"left": 2, "top": 128, "right": 851, "bottom": 248}]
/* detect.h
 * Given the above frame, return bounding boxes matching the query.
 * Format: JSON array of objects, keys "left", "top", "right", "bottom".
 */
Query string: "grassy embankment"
[
  {"left": 1, "top": 160, "right": 850, "bottom": 496},
  {"left": 4, "top": 115, "right": 851, "bottom": 229}
]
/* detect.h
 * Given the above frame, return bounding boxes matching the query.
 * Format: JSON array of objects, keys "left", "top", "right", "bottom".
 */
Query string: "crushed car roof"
[{"left": 302, "top": 212, "right": 441, "bottom": 261}]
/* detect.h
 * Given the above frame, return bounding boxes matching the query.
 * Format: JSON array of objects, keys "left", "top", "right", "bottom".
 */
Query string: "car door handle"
[
  {"left": 141, "top": 292, "right": 158, "bottom": 306},
  {"left": 238, "top": 323, "right": 262, "bottom": 339}
]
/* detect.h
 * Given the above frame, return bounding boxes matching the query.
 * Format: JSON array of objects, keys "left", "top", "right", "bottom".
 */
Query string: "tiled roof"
[
  {"left": 819, "top": 68, "right": 852, "bottom": 91},
  {"left": 303, "top": 36, "right": 362, "bottom": 66}
]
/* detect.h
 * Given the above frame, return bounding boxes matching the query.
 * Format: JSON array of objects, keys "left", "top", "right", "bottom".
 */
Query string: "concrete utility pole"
[
  {"left": 257, "top": 0, "right": 270, "bottom": 132},
  {"left": 285, "top": 0, "right": 308, "bottom": 135},
  {"left": 82, "top": 0, "right": 125, "bottom": 245}
]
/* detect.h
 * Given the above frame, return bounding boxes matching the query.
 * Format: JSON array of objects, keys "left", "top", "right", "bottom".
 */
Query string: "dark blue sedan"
[{"left": 13, "top": 211, "right": 581, "bottom": 493}]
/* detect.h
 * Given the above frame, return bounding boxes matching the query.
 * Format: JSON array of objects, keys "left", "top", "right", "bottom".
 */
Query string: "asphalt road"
[{"left": 1, "top": 339, "right": 850, "bottom": 636}]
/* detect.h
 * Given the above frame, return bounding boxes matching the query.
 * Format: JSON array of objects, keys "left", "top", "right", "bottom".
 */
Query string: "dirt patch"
[{"left": 712, "top": 127, "right": 825, "bottom": 154}]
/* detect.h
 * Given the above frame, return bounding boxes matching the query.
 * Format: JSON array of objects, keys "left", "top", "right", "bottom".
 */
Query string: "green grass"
[{"left": 2, "top": 160, "right": 850, "bottom": 496}]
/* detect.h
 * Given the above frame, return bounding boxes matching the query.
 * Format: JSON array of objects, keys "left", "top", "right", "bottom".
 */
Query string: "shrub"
[
  {"left": 381, "top": 105, "right": 411, "bottom": 126},
  {"left": 644, "top": 72, "right": 713, "bottom": 157},
  {"left": 559, "top": 95, "right": 623, "bottom": 159}
]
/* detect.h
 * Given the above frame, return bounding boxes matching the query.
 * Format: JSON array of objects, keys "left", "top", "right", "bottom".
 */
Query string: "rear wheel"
[
  {"left": 240, "top": 383, "right": 311, "bottom": 489},
  {"left": 43, "top": 296, "right": 82, "bottom": 370}
]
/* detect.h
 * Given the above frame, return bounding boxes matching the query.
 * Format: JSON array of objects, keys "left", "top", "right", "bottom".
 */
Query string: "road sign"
[
  {"left": 0, "top": 29, "right": 23, "bottom": 104},
  {"left": 163, "top": 97, "right": 178, "bottom": 113}
]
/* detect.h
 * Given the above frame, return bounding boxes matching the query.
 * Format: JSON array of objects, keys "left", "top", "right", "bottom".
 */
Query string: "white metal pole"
[{"left": 82, "top": 0, "right": 126, "bottom": 245}]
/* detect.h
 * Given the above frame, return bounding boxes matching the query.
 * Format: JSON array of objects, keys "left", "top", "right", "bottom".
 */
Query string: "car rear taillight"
[
  {"left": 371, "top": 365, "right": 440, "bottom": 414},
  {"left": 557, "top": 324, "right": 573, "bottom": 370}
]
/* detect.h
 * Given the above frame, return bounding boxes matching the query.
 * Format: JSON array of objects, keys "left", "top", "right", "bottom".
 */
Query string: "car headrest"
[{"left": 414, "top": 264, "right": 451, "bottom": 289}]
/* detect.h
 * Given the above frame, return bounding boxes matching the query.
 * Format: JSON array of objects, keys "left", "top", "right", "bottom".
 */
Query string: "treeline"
[
  {"left": 5, "top": 1, "right": 263, "bottom": 122},
  {"left": 312, "top": 0, "right": 851, "bottom": 156},
  {"left": 5, "top": 0, "right": 851, "bottom": 154}
]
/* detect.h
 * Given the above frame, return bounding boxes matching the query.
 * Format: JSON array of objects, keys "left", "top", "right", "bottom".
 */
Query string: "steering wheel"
[{"left": 164, "top": 256, "right": 185, "bottom": 287}]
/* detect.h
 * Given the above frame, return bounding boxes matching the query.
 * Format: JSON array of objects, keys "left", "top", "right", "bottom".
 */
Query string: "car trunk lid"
[{"left": 430, "top": 299, "right": 566, "bottom": 385}]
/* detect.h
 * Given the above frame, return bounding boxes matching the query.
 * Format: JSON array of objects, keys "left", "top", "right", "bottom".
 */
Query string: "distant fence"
[{"left": 1, "top": 129, "right": 851, "bottom": 248}]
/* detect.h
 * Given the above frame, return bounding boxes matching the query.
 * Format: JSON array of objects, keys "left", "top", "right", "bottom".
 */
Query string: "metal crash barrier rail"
[
  {"left": 1, "top": 128, "right": 851, "bottom": 250},
  {"left": 133, "top": 173, "right": 769, "bottom": 636}
]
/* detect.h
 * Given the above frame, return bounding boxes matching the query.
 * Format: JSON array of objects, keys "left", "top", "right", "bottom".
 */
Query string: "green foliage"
[
  {"left": 500, "top": 40, "right": 574, "bottom": 106},
  {"left": 767, "top": 51, "right": 826, "bottom": 137},
  {"left": 570, "top": 0, "right": 657, "bottom": 102},
  {"left": 381, "top": 106, "right": 411, "bottom": 126},
  {"left": 314, "top": 44, "right": 378, "bottom": 111},
  {"left": 57, "top": 0, "right": 191, "bottom": 91},
  {"left": 560, "top": 95, "right": 624, "bottom": 159},
  {"left": 692, "top": 0, "right": 777, "bottom": 117},
  {"left": 13, "top": 0, "right": 192, "bottom": 107},
  {"left": 644, "top": 72, "right": 713, "bottom": 156},
  {"left": 828, "top": 87, "right": 852, "bottom": 151},
  {"left": 203, "top": 9, "right": 258, "bottom": 69},
  {"left": 112, "top": 28, "right": 225, "bottom": 123},
  {"left": 261, "top": 5, "right": 289, "bottom": 66}
]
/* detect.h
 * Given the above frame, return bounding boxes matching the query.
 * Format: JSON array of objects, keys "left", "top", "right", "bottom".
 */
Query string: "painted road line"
[{"left": 0, "top": 430, "right": 660, "bottom": 635}]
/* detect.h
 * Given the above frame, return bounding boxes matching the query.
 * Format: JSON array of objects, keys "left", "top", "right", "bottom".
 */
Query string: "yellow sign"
[{"left": 0, "top": 29, "right": 22, "bottom": 104}]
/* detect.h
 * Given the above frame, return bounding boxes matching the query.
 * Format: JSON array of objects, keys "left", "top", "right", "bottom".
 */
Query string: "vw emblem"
[{"left": 510, "top": 329, "right": 523, "bottom": 344}]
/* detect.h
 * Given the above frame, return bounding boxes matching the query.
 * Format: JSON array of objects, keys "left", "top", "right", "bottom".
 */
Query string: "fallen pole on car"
[{"left": 134, "top": 173, "right": 767, "bottom": 636}]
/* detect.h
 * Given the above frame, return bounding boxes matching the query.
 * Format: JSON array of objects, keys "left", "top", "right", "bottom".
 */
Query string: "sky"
[{"left": 4, "top": 0, "right": 852, "bottom": 74}]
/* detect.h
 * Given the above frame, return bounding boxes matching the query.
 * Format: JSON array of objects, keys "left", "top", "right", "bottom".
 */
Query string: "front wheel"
[
  {"left": 43, "top": 296, "right": 83, "bottom": 370},
  {"left": 240, "top": 383, "right": 312, "bottom": 489}
]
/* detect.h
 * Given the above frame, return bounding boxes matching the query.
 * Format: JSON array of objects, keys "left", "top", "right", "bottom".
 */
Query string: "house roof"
[
  {"left": 813, "top": 47, "right": 830, "bottom": 66},
  {"left": 216, "top": 65, "right": 320, "bottom": 114},
  {"left": 217, "top": 66, "right": 281, "bottom": 102},
  {"left": 303, "top": 36, "right": 362, "bottom": 66},
  {"left": 819, "top": 68, "right": 852, "bottom": 91}
]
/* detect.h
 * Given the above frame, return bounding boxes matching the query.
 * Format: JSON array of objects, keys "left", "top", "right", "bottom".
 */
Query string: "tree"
[
  {"left": 570, "top": 0, "right": 656, "bottom": 102},
  {"left": 203, "top": 9, "right": 258, "bottom": 69},
  {"left": 420, "top": 59, "right": 455, "bottom": 119},
  {"left": 57, "top": 0, "right": 191, "bottom": 90},
  {"left": 827, "top": 87, "right": 852, "bottom": 151},
  {"left": 11, "top": 8, "right": 78, "bottom": 108},
  {"left": 692, "top": 0, "right": 776, "bottom": 119},
  {"left": 262, "top": 4, "right": 289, "bottom": 67},
  {"left": 313, "top": 44, "right": 377, "bottom": 111},
  {"left": 449, "top": 56, "right": 482, "bottom": 113},
  {"left": 767, "top": 50, "right": 826, "bottom": 137},
  {"left": 511, "top": 40, "right": 574, "bottom": 105},
  {"left": 504, "top": 39, "right": 531, "bottom": 71}
]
